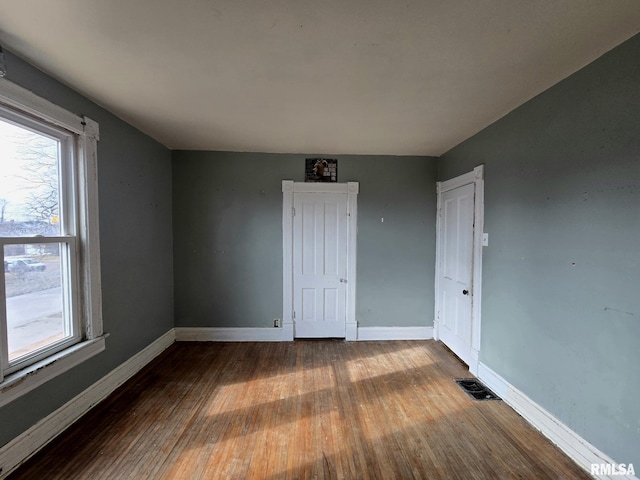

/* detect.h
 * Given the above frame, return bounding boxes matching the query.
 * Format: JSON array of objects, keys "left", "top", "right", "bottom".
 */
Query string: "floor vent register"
[{"left": 455, "top": 378, "right": 501, "bottom": 401}]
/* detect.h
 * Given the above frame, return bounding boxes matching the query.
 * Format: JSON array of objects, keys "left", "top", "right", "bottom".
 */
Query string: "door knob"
[{"left": 462, "top": 289, "right": 469, "bottom": 295}]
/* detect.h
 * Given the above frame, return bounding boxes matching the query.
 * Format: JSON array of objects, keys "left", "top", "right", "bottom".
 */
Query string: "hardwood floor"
[{"left": 9, "top": 341, "right": 590, "bottom": 479}]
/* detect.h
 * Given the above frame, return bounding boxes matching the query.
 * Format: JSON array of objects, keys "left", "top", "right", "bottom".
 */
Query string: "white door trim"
[
  {"left": 434, "top": 165, "right": 484, "bottom": 374},
  {"left": 282, "top": 181, "right": 359, "bottom": 341}
]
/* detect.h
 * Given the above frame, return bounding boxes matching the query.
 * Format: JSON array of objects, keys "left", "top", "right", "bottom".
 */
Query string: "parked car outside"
[{"left": 6, "top": 258, "right": 47, "bottom": 272}]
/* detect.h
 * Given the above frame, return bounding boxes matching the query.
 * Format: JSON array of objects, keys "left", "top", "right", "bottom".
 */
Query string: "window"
[{"left": 0, "top": 78, "right": 104, "bottom": 405}]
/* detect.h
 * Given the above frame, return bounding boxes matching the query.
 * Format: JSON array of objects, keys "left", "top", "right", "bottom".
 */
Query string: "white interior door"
[
  {"left": 293, "top": 192, "right": 347, "bottom": 338},
  {"left": 438, "top": 182, "right": 475, "bottom": 364}
]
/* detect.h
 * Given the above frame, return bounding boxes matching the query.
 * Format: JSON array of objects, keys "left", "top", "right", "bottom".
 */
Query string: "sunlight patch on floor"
[{"left": 346, "top": 344, "right": 435, "bottom": 384}]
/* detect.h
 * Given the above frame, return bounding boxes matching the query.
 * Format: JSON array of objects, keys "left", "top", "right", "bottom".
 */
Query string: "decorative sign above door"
[{"left": 305, "top": 158, "right": 337, "bottom": 182}]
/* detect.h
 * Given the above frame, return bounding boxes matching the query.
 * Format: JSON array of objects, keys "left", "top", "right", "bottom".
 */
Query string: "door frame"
[
  {"left": 282, "top": 180, "right": 359, "bottom": 341},
  {"left": 434, "top": 165, "right": 484, "bottom": 375}
]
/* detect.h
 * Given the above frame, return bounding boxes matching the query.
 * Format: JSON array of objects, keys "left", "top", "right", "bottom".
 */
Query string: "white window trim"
[{"left": 0, "top": 77, "right": 105, "bottom": 407}]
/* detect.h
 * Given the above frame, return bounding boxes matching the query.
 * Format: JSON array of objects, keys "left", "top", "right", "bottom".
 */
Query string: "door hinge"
[
  {"left": 293, "top": 311, "right": 296, "bottom": 319},
  {"left": 292, "top": 207, "right": 296, "bottom": 217}
]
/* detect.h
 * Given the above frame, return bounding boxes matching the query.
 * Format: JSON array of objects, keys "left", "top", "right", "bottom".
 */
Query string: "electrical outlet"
[{"left": 274, "top": 318, "right": 280, "bottom": 328}]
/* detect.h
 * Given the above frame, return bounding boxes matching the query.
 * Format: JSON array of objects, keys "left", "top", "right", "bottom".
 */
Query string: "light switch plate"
[{"left": 482, "top": 233, "right": 489, "bottom": 246}]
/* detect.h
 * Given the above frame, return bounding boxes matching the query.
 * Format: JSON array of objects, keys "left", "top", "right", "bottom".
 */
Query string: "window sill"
[{"left": 0, "top": 335, "right": 107, "bottom": 408}]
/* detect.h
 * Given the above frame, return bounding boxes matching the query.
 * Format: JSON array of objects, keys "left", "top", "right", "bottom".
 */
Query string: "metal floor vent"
[{"left": 455, "top": 379, "right": 500, "bottom": 401}]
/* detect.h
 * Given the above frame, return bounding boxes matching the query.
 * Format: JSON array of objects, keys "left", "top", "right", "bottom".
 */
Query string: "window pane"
[
  {"left": 3, "top": 244, "right": 72, "bottom": 362},
  {"left": 0, "top": 119, "right": 61, "bottom": 236}
]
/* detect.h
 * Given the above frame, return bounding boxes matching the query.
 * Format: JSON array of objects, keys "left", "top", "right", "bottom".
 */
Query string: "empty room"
[{"left": 0, "top": 1, "right": 639, "bottom": 479}]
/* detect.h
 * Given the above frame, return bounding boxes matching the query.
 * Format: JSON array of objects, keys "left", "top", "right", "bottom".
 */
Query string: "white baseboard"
[
  {"left": 175, "top": 327, "right": 292, "bottom": 342},
  {"left": 175, "top": 326, "right": 434, "bottom": 342},
  {"left": 346, "top": 322, "right": 357, "bottom": 341},
  {"left": 0, "top": 329, "right": 176, "bottom": 479},
  {"left": 356, "top": 326, "right": 433, "bottom": 341},
  {"left": 478, "top": 362, "right": 638, "bottom": 480}
]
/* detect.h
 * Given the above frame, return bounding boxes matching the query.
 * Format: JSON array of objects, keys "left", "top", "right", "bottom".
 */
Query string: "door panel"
[
  {"left": 439, "top": 183, "right": 475, "bottom": 364},
  {"left": 293, "top": 193, "right": 347, "bottom": 338}
]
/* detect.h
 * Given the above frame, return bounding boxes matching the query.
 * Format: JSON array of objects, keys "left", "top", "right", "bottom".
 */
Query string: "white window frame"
[{"left": 0, "top": 78, "right": 105, "bottom": 407}]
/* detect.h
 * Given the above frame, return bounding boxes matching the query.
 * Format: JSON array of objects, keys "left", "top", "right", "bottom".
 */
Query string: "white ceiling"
[{"left": 1, "top": 1, "right": 639, "bottom": 156}]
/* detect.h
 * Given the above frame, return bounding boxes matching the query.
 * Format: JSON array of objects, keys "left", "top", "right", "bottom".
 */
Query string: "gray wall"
[
  {"left": 439, "top": 34, "right": 640, "bottom": 466},
  {"left": 0, "top": 52, "right": 174, "bottom": 447},
  {"left": 172, "top": 151, "right": 437, "bottom": 329}
]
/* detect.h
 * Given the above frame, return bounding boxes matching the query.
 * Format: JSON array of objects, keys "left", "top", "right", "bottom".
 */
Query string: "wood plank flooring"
[{"left": 9, "top": 341, "right": 590, "bottom": 479}]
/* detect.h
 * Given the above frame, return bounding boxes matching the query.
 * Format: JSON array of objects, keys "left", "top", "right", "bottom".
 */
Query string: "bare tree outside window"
[
  {"left": 11, "top": 131, "right": 61, "bottom": 235},
  {"left": 0, "top": 198, "right": 7, "bottom": 223},
  {"left": 16, "top": 134, "right": 59, "bottom": 220},
  {"left": 0, "top": 121, "right": 60, "bottom": 237}
]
